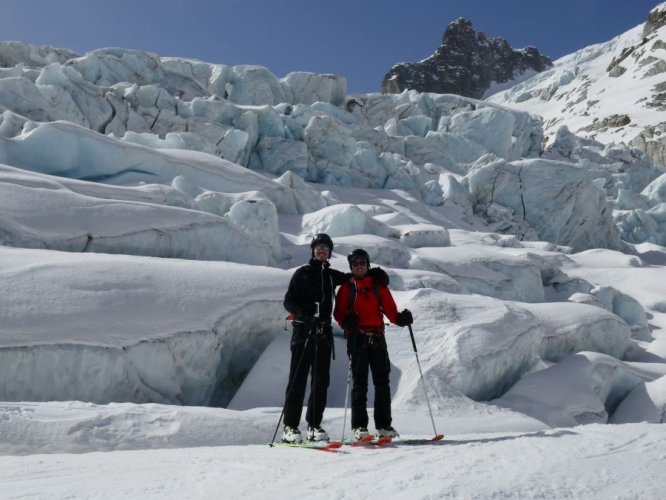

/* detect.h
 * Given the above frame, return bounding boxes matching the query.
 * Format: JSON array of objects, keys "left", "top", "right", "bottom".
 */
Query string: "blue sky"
[{"left": 1, "top": 0, "right": 661, "bottom": 93}]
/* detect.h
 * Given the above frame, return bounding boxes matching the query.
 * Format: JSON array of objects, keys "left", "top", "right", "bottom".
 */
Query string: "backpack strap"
[
  {"left": 346, "top": 278, "right": 356, "bottom": 314},
  {"left": 372, "top": 279, "right": 383, "bottom": 312},
  {"left": 346, "top": 276, "right": 383, "bottom": 314}
]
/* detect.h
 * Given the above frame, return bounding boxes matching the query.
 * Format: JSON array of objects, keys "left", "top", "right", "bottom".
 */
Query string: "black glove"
[
  {"left": 367, "top": 267, "right": 389, "bottom": 287},
  {"left": 396, "top": 309, "right": 413, "bottom": 327},
  {"left": 307, "top": 315, "right": 322, "bottom": 331},
  {"left": 343, "top": 312, "right": 359, "bottom": 331}
]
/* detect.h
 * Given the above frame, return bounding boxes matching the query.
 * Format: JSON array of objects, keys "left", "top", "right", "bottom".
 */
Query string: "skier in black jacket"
[{"left": 282, "top": 233, "right": 347, "bottom": 443}]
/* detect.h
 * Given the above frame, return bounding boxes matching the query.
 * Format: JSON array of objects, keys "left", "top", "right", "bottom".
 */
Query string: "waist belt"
[
  {"left": 357, "top": 329, "right": 384, "bottom": 346},
  {"left": 293, "top": 319, "right": 331, "bottom": 326},
  {"left": 358, "top": 327, "right": 384, "bottom": 335}
]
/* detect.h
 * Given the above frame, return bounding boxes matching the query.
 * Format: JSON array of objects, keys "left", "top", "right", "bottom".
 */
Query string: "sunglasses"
[
  {"left": 350, "top": 259, "right": 367, "bottom": 267},
  {"left": 314, "top": 244, "right": 330, "bottom": 251}
]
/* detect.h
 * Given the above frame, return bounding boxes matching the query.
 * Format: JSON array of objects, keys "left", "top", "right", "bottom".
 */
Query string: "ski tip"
[{"left": 432, "top": 434, "right": 445, "bottom": 441}]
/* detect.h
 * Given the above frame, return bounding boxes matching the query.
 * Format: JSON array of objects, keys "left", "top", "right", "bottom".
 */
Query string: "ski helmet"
[
  {"left": 347, "top": 248, "right": 370, "bottom": 268},
  {"left": 310, "top": 233, "right": 334, "bottom": 253}
]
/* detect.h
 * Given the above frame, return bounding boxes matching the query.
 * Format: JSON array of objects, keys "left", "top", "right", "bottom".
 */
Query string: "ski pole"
[
  {"left": 269, "top": 334, "right": 312, "bottom": 446},
  {"left": 312, "top": 339, "right": 318, "bottom": 436},
  {"left": 407, "top": 324, "right": 440, "bottom": 438},
  {"left": 311, "top": 301, "right": 320, "bottom": 436},
  {"left": 341, "top": 356, "right": 352, "bottom": 442}
]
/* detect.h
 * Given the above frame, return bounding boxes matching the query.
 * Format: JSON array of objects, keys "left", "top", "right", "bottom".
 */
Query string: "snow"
[
  {"left": 12, "top": 425, "right": 666, "bottom": 499},
  {"left": 2, "top": 407, "right": 666, "bottom": 498},
  {"left": 1, "top": 33, "right": 666, "bottom": 498},
  {"left": 487, "top": 20, "right": 666, "bottom": 148}
]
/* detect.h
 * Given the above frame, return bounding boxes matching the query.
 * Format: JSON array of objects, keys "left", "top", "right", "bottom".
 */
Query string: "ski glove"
[
  {"left": 367, "top": 267, "right": 389, "bottom": 286},
  {"left": 305, "top": 315, "right": 322, "bottom": 333},
  {"left": 396, "top": 309, "right": 413, "bottom": 327},
  {"left": 343, "top": 312, "right": 359, "bottom": 331}
]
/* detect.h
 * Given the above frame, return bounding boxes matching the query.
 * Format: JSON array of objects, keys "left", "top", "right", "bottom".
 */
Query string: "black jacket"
[{"left": 284, "top": 258, "right": 347, "bottom": 322}]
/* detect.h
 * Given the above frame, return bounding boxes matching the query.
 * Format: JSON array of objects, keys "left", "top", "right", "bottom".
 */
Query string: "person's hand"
[
  {"left": 308, "top": 316, "right": 322, "bottom": 330},
  {"left": 343, "top": 312, "right": 359, "bottom": 331},
  {"left": 396, "top": 309, "right": 413, "bottom": 327},
  {"left": 307, "top": 316, "right": 326, "bottom": 336},
  {"left": 367, "top": 267, "right": 389, "bottom": 286}
]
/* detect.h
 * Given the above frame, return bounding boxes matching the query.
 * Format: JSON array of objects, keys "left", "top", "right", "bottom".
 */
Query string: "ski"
[
  {"left": 346, "top": 434, "right": 375, "bottom": 446},
  {"left": 371, "top": 436, "right": 393, "bottom": 446},
  {"left": 270, "top": 440, "right": 343, "bottom": 452},
  {"left": 342, "top": 435, "right": 392, "bottom": 447},
  {"left": 392, "top": 434, "right": 445, "bottom": 445},
  {"left": 341, "top": 434, "right": 375, "bottom": 447}
]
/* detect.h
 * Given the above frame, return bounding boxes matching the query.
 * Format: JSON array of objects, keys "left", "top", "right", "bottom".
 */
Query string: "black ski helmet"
[
  {"left": 347, "top": 248, "right": 370, "bottom": 268},
  {"left": 310, "top": 233, "right": 333, "bottom": 254}
]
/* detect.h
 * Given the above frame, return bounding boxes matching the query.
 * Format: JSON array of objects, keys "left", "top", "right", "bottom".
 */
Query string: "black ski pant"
[
  {"left": 347, "top": 332, "right": 392, "bottom": 430},
  {"left": 283, "top": 323, "right": 332, "bottom": 429}
]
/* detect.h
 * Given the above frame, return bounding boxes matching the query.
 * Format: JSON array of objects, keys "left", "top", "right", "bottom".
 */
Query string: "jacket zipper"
[{"left": 320, "top": 266, "right": 325, "bottom": 313}]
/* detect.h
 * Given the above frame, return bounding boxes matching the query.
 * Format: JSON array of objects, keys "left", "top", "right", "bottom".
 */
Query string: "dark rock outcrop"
[
  {"left": 643, "top": 4, "right": 666, "bottom": 37},
  {"left": 381, "top": 18, "right": 552, "bottom": 99}
]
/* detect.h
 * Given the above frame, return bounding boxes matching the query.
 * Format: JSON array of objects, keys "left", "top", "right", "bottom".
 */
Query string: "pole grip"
[{"left": 408, "top": 324, "right": 418, "bottom": 353}]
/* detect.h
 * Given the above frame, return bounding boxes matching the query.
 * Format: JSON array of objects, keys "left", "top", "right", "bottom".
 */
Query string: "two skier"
[{"left": 281, "top": 234, "right": 413, "bottom": 443}]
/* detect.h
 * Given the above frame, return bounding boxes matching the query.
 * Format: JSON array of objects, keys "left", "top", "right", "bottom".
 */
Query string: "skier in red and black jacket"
[{"left": 334, "top": 248, "right": 413, "bottom": 440}]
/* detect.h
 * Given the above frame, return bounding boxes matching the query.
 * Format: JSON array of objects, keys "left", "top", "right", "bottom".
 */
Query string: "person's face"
[
  {"left": 313, "top": 243, "right": 330, "bottom": 262},
  {"left": 350, "top": 258, "right": 368, "bottom": 278}
]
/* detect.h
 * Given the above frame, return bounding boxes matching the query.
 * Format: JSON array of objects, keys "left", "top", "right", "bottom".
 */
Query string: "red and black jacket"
[{"left": 334, "top": 274, "right": 398, "bottom": 334}]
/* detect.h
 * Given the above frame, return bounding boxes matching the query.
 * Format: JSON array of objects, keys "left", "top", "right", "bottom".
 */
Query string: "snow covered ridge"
[
  {"left": 1, "top": 39, "right": 663, "bottom": 252},
  {"left": 0, "top": 239, "right": 663, "bottom": 428},
  {"left": 0, "top": 247, "right": 288, "bottom": 406},
  {"left": 487, "top": 2, "right": 666, "bottom": 169}
]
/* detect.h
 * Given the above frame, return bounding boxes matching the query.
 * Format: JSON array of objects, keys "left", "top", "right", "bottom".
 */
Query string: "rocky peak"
[
  {"left": 381, "top": 18, "right": 552, "bottom": 99},
  {"left": 643, "top": 2, "right": 666, "bottom": 37},
  {"left": 442, "top": 18, "right": 477, "bottom": 44}
]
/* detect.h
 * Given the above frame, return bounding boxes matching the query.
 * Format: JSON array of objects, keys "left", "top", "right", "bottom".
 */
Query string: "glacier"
[{"left": 0, "top": 39, "right": 665, "bottom": 435}]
